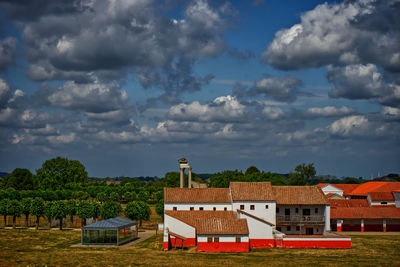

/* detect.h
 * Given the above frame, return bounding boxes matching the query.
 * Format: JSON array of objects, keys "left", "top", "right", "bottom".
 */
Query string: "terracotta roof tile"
[
  {"left": 331, "top": 184, "right": 360, "bottom": 195},
  {"left": 331, "top": 206, "right": 400, "bottom": 219},
  {"left": 164, "top": 188, "right": 231, "bottom": 203},
  {"left": 329, "top": 199, "right": 370, "bottom": 208},
  {"left": 230, "top": 182, "right": 274, "bottom": 201},
  {"left": 369, "top": 192, "right": 395, "bottom": 201},
  {"left": 165, "top": 210, "right": 248, "bottom": 235},
  {"left": 316, "top": 183, "right": 329, "bottom": 188},
  {"left": 273, "top": 186, "right": 329, "bottom": 205},
  {"left": 347, "top": 182, "right": 388, "bottom": 196}
]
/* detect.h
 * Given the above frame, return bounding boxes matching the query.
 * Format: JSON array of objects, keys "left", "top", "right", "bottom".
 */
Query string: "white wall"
[
  {"left": 232, "top": 201, "right": 276, "bottom": 224},
  {"left": 321, "top": 185, "right": 343, "bottom": 196},
  {"left": 165, "top": 203, "right": 232, "bottom": 211},
  {"left": 197, "top": 235, "right": 249, "bottom": 242},
  {"left": 237, "top": 212, "right": 274, "bottom": 239},
  {"left": 163, "top": 214, "right": 196, "bottom": 242},
  {"left": 367, "top": 194, "right": 395, "bottom": 206},
  {"left": 324, "top": 205, "right": 331, "bottom": 233},
  {"left": 394, "top": 192, "right": 400, "bottom": 208}
]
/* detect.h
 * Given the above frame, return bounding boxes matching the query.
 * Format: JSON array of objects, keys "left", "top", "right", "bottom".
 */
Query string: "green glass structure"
[{"left": 81, "top": 217, "right": 138, "bottom": 245}]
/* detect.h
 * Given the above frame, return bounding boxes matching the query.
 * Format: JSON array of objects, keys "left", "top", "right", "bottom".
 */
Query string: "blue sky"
[{"left": 0, "top": 0, "right": 399, "bottom": 178}]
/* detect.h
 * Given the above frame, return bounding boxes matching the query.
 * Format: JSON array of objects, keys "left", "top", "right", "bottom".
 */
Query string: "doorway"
[{"left": 306, "top": 228, "right": 314, "bottom": 235}]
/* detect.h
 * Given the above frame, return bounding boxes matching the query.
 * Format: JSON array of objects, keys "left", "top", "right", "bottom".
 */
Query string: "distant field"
[{"left": 0, "top": 229, "right": 399, "bottom": 266}]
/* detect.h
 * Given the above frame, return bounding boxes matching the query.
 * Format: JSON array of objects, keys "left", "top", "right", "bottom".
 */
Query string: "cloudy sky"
[{"left": 0, "top": 0, "right": 399, "bottom": 178}]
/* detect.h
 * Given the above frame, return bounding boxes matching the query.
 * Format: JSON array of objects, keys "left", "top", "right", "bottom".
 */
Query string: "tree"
[
  {"left": 155, "top": 201, "right": 164, "bottom": 220},
  {"left": 96, "top": 192, "right": 107, "bottom": 203},
  {"left": 44, "top": 202, "right": 55, "bottom": 228},
  {"left": 288, "top": 163, "right": 316, "bottom": 185},
  {"left": 51, "top": 201, "right": 67, "bottom": 230},
  {"left": 0, "top": 199, "right": 9, "bottom": 226},
  {"left": 137, "top": 191, "right": 149, "bottom": 202},
  {"left": 153, "top": 191, "right": 163, "bottom": 202},
  {"left": 92, "top": 202, "right": 101, "bottom": 222},
  {"left": 65, "top": 200, "right": 77, "bottom": 225},
  {"left": 7, "top": 199, "right": 22, "bottom": 228},
  {"left": 245, "top": 166, "right": 260, "bottom": 176},
  {"left": 109, "top": 192, "right": 120, "bottom": 202},
  {"left": 30, "top": 197, "right": 45, "bottom": 230},
  {"left": 76, "top": 201, "right": 94, "bottom": 226},
  {"left": 123, "top": 192, "right": 136, "bottom": 203},
  {"left": 100, "top": 201, "right": 121, "bottom": 219},
  {"left": 209, "top": 170, "right": 244, "bottom": 188},
  {"left": 124, "top": 201, "right": 150, "bottom": 227},
  {"left": 1, "top": 168, "right": 35, "bottom": 190},
  {"left": 36, "top": 157, "right": 88, "bottom": 190},
  {"left": 21, "top": 198, "right": 33, "bottom": 227}
]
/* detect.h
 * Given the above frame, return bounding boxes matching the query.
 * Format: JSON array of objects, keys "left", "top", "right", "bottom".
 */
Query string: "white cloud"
[{"left": 329, "top": 115, "right": 369, "bottom": 136}]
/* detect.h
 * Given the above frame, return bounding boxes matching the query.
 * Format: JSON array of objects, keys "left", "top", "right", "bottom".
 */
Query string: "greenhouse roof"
[{"left": 83, "top": 217, "right": 136, "bottom": 230}]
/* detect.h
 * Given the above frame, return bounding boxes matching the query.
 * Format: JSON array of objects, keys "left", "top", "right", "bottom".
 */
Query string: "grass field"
[{"left": 0, "top": 229, "right": 399, "bottom": 266}]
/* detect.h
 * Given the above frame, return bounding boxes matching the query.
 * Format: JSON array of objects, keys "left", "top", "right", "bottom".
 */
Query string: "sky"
[{"left": 0, "top": 0, "right": 399, "bottom": 178}]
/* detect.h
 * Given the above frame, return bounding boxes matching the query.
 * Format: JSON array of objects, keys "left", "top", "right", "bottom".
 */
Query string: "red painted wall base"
[
  {"left": 249, "top": 239, "right": 275, "bottom": 248},
  {"left": 197, "top": 242, "right": 249, "bottom": 252},
  {"left": 283, "top": 240, "right": 351, "bottom": 249},
  {"left": 337, "top": 226, "right": 342, "bottom": 232},
  {"left": 163, "top": 242, "right": 169, "bottom": 250},
  {"left": 169, "top": 237, "right": 196, "bottom": 247}
]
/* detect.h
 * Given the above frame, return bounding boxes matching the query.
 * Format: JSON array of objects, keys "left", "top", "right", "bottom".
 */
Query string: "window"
[
  {"left": 277, "top": 227, "right": 281, "bottom": 232},
  {"left": 295, "top": 208, "right": 299, "bottom": 213},
  {"left": 199, "top": 207, "right": 204, "bottom": 211},
  {"left": 213, "top": 207, "right": 216, "bottom": 211},
  {"left": 173, "top": 207, "right": 177, "bottom": 211},
  {"left": 207, "top": 237, "right": 212, "bottom": 243},
  {"left": 276, "top": 208, "right": 280, "bottom": 213},
  {"left": 287, "top": 226, "right": 291, "bottom": 231},
  {"left": 250, "top": 205, "right": 255, "bottom": 210},
  {"left": 236, "top": 237, "right": 241, "bottom": 243},
  {"left": 296, "top": 226, "right": 300, "bottom": 231},
  {"left": 240, "top": 205, "right": 245, "bottom": 210},
  {"left": 316, "top": 228, "right": 319, "bottom": 233},
  {"left": 381, "top": 202, "right": 388, "bottom": 205},
  {"left": 265, "top": 205, "right": 269, "bottom": 209},
  {"left": 190, "top": 207, "right": 194, "bottom": 211},
  {"left": 315, "top": 208, "right": 318, "bottom": 213},
  {"left": 224, "top": 207, "right": 227, "bottom": 211},
  {"left": 214, "top": 237, "right": 219, "bottom": 242}
]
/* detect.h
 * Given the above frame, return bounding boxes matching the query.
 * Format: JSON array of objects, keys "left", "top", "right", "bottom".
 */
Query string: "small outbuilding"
[{"left": 81, "top": 217, "right": 138, "bottom": 246}]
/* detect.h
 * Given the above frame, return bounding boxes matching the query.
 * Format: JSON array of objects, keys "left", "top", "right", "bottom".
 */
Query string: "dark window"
[
  {"left": 213, "top": 207, "right": 216, "bottom": 211},
  {"left": 287, "top": 226, "right": 291, "bottom": 231},
  {"left": 173, "top": 207, "right": 177, "bottom": 211},
  {"left": 250, "top": 205, "right": 255, "bottom": 210},
  {"left": 296, "top": 226, "right": 300, "bottom": 231},
  {"left": 277, "top": 227, "right": 281, "bottom": 232},
  {"left": 214, "top": 237, "right": 219, "bottom": 242},
  {"left": 316, "top": 228, "right": 319, "bottom": 233},
  {"left": 224, "top": 207, "right": 227, "bottom": 211},
  {"left": 315, "top": 208, "right": 318, "bottom": 213},
  {"left": 285, "top": 208, "right": 290, "bottom": 215},
  {"left": 265, "top": 205, "right": 269, "bottom": 209},
  {"left": 199, "top": 207, "right": 204, "bottom": 211},
  {"left": 381, "top": 202, "right": 387, "bottom": 205},
  {"left": 240, "top": 205, "right": 245, "bottom": 210},
  {"left": 276, "top": 208, "right": 280, "bottom": 213},
  {"left": 295, "top": 208, "right": 299, "bottom": 213},
  {"left": 302, "top": 209, "right": 310, "bottom": 216},
  {"left": 236, "top": 237, "right": 241, "bottom": 243},
  {"left": 207, "top": 237, "right": 212, "bottom": 243},
  {"left": 190, "top": 207, "right": 194, "bottom": 211}
]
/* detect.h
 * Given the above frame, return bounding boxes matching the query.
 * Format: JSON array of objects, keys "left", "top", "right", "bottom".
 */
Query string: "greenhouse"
[{"left": 81, "top": 217, "right": 138, "bottom": 246}]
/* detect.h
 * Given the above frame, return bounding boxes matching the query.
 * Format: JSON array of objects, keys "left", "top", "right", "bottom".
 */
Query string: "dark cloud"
[
  {"left": 0, "top": 37, "right": 17, "bottom": 70},
  {"left": 263, "top": 0, "right": 400, "bottom": 73},
  {"left": 247, "top": 76, "right": 303, "bottom": 102}
]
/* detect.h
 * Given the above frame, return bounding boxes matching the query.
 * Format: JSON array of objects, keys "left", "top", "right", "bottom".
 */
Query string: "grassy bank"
[{"left": 0, "top": 229, "right": 399, "bottom": 266}]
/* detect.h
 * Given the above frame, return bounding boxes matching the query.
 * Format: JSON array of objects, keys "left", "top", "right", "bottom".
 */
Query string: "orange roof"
[
  {"left": 326, "top": 193, "right": 343, "bottom": 198},
  {"left": 368, "top": 192, "right": 394, "bottom": 201},
  {"left": 329, "top": 199, "right": 370, "bottom": 208},
  {"left": 164, "top": 188, "right": 231, "bottom": 203},
  {"left": 332, "top": 184, "right": 360, "bottom": 195},
  {"left": 347, "top": 182, "right": 389, "bottom": 196},
  {"left": 372, "top": 182, "right": 400, "bottom": 193},
  {"left": 317, "top": 183, "right": 329, "bottom": 188},
  {"left": 331, "top": 206, "right": 400, "bottom": 219},
  {"left": 273, "top": 186, "right": 329, "bottom": 205},
  {"left": 230, "top": 182, "right": 274, "bottom": 201},
  {"left": 165, "top": 210, "right": 248, "bottom": 235}
]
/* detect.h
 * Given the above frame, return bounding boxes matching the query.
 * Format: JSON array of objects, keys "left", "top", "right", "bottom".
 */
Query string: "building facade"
[{"left": 163, "top": 182, "right": 350, "bottom": 251}]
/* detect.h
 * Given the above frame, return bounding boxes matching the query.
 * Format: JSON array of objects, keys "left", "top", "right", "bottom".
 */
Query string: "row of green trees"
[{"left": 0, "top": 197, "right": 152, "bottom": 230}]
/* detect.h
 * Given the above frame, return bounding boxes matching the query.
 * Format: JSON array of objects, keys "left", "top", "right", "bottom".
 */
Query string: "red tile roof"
[
  {"left": 317, "top": 183, "right": 329, "bottom": 188},
  {"left": 230, "top": 182, "right": 274, "bottom": 201},
  {"left": 165, "top": 210, "right": 249, "bottom": 235},
  {"left": 164, "top": 188, "right": 231, "bottom": 203},
  {"left": 332, "top": 184, "right": 360, "bottom": 195},
  {"left": 331, "top": 206, "right": 400, "bottom": 219},
  {"left": 329, "top": 199, "right": 370, "bottom": 208},
  {"left": 347, "top": 182, "right": 389, "bottom": 196},
  {"left": 368, "top": 192, "right": 395, "bottom": 201},
  {"left": 273, "top": 186, "right": 329, "bottom": 205},
  {"left": 326, "top": 193, "right": 343, "bottom": 199}
]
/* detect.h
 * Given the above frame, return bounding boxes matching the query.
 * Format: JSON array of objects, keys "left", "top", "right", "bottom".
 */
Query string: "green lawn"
[{"left": 0, "top": 229, "right": 399, "bottom": 266}]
